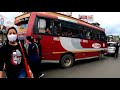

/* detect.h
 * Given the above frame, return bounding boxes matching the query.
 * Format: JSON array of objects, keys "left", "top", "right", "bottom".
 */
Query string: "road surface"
[
  {"left": 40, "top": 54, "right": 120, "bottom": 78},
  {"left": 2, "top": 54, "right": 120, "bottom": 78}
]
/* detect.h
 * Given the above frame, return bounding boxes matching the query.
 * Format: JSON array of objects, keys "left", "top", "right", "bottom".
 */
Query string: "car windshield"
[{"left": 108, "top": 43, "right": 116, "bottom": 47}]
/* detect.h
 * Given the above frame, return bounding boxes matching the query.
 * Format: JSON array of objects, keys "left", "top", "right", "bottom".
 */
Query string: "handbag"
[{"left": 19, "top": 41, "right": 33, "bottom": 78}]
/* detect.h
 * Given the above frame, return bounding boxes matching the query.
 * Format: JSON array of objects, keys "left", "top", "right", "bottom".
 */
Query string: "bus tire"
[
  {"left": 98, "top": 52, "right": 104, "bottom": 60},
  {"left": 60, "top": 54, "right": 74, "bottom": 69}
]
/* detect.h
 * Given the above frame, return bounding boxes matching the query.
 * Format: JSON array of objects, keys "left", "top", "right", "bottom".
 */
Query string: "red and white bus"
[{"left": 15, "top": 12, "right": 108, "bottom": 68}]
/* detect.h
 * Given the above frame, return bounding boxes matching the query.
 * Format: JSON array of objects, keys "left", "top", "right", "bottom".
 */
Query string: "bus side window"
[
  {"left": 37, "top": 18, "right": 52, "bottom": 35},
  {"left": 93, "top": 31, "right": 99, "bottom": 40},
  {"left": 90, "top": 31, "right": 93, "bottom": 40},
  {"left": 54, "top": 26, "right": 58, "bottom": 35},
  {"left": 38, "top": 19, "right": 46, "bottom": 33},
  {"left": 45, "top": 19, "right": 52, "bottom": 35},
  {"left": 100, "top": 33, "right": 107, "bottom": 41},
  {"left": 86, "top": 32, "right": 91, "bottom": 39},
  {"left": 60, "top": 22, "right": 70, "bottom": 37},
  {"left": 79, "top": 31, "right": 84, "bottom": 39},
  {"left": 99, "top": 34, "right": 101, "bottom": 40},
  {"left": 95, "top": 35, "right": 98, "bottom": 40},
  {"left": 93, "top": 33, "right": 97, "bottom": 40},
  {"left": 83, "top": 30, "right": 87, "bottom": 39},
  {"left": 53, "top": 21, "right": 61, "bottom": 36},
  {"left": 45, "top": 28, "right": 51, "bottom": 35},
  {"left": 78, "top": 25, "right": 85, "bottom": 39}
]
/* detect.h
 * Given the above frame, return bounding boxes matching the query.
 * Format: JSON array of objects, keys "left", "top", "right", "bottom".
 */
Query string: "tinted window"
[
  {"left": 108, "top": 43, "right": 116, "bottom": 47},
  {"left": 59, "top": 21, "right": 79, "bottom": 38}
]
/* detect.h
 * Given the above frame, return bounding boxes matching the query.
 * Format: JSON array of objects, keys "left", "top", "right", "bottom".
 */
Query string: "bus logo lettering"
[{"left": 92, "top": 43, "right": 101, "bottom": 48}]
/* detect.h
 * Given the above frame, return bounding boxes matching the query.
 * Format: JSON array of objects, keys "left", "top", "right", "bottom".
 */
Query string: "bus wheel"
[
  {"left": 60, "top": 54, "right": 74, "bottom": 69},
  {"left": 98, "top": 52, "right": 104, "bottom": 60}
]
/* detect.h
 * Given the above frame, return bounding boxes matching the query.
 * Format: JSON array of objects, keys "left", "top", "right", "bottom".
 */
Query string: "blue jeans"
[{"left": 17, "top": 69, "right": 27, "bottom": 78}]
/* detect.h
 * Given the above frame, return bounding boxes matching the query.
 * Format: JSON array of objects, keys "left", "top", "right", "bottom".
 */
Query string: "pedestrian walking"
[
  {"left": 24, "top": 36, "right": 44, "bottom": 78},
  {"left": 0, "top": 27, "right": 32, "bottom": 78},
  {"left": 34, "top": 38, "right": 42, "bottom": 62},
  {"left": 114, "top": 42, "right": 119, "bottom": 58}
]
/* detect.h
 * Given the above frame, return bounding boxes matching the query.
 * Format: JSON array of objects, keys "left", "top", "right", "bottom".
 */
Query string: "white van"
[{"left": 107, "top": 42, "right": 117, "bottom": 55}]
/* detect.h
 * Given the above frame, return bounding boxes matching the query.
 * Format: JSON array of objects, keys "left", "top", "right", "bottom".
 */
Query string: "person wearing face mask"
[{"left": 0, "top": 27, "right": 30, "bottom": 78}]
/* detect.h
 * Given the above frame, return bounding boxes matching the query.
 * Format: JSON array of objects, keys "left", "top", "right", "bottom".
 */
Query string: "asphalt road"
[
  {"left": 40, "top": 54, "right": 120, "bottom": 78},
  {"left": 2, "top": 53, "right": 120, "bottom": 78}
]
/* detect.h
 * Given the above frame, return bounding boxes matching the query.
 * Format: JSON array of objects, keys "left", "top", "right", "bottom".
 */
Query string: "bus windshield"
[
  {"left": 19, "top": 23, "right": 28, "bottom": 29},
  {"left": 16, "top": 17, "right": 29, "bottom": 34}
]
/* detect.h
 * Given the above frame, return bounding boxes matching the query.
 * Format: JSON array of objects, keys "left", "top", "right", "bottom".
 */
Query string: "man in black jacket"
[{"left": 115, "top": 42, "right": 119, "bottom": 58}]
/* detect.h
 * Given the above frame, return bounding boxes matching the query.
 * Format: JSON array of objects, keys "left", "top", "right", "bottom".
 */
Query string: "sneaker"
[{"left": 39, "top": 74, "right": 44, "bottom": 78}]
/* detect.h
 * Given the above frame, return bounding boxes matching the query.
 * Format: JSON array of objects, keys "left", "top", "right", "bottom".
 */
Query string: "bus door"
[{"left": 33, "top": 16, "right": 54, "bottom": 60}]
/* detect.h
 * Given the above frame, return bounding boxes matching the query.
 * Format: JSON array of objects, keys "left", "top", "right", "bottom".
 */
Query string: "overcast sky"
[{"left": 0, "top": 12, "right": 119, "bottom": 36}]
